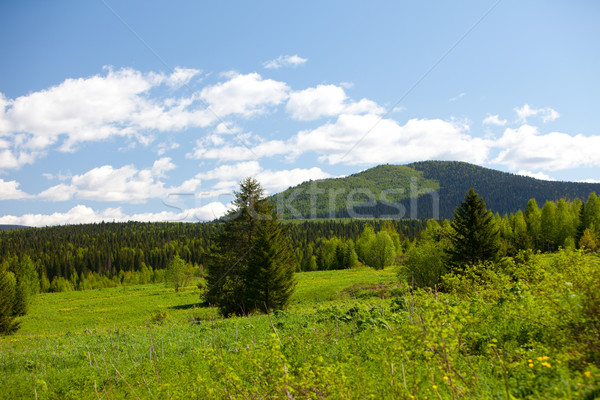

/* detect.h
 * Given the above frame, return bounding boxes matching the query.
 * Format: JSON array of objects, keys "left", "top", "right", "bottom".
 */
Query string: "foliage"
[
  {"left": 356, "top": 226, "right": 397, "bottom": 269},
  {"left": 245, "top": 221, "right": 296, "bottom": 313},
  {"left": 401, "top": 238, "right": 448, "bottom": 288},
  {"left": 1, "top": 253, "right": 600, "bottom": 399},
  {"left": 206, "top": 178, "right": 296, "bottom": 316},
  {"left": 0, "top": 264, "right": 19, "bottom": 335},
  {"left": 411, "top": 160, "right": 600, "bottom": 219},
  {"left": 165, "top": 255, "right": 195, "bottom": 292},
  {"left": 447, "top": 187, "right": 500, "bottom": 267},
  {"left": 273, "top": 161, "right": 600, "bottom": 219}
]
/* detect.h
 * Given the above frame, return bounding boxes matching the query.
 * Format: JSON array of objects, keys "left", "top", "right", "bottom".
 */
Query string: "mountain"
[
  {"left": 272, "top": 161, "right": 600, "bottom": 219},
  {"left": 0, "top": 225, "right": 28, "bottom": 231}
]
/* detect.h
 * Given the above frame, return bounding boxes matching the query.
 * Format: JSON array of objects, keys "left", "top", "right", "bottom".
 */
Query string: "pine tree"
[{"left": 447, "top": 187, "right": 500, "bottom": 268}]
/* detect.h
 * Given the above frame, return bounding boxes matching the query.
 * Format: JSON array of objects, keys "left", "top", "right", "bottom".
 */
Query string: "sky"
[{"left": 1, "top": 0, "right": 599, "bottom": 226}]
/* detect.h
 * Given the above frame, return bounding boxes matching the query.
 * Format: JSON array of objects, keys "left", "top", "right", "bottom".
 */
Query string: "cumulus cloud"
[
  {"left": 0, "top": 68, "right": 290, "bottom": 169},
  {"left": 579, "top": 178, "right": 600, "bottom": 184},
  {"left": 263, "top": 54, "right": 308, "bottom": 69},
  {"left": 293, "top": 114, "right": 490, "bottom": 165},
  {"left": 38, "top": 158, "right": 178, "bottom": 203},
  {"left": 516, "top": 170, "right": 556, "bottom": 181},
  {"left": 188, "top": 136, "right": 290, "bottom": 162},
  {"left": 194, "top": 161, "right": 331, "bottom": 194},
  {"left": 199, "top": 72, "right": 289, "bottom": 117},
  {"left": 483, "top": 114, "right": 507, "bottom": 126},
  {"left": 0, "top": 203, "right": 229, "bottom": 227},
  {"left": 493, "top": 125, "right": 600, "bottom": 171},
  {"left": 0, "top": 178, "right": 31, "bottom": 200},
  {"left": 515, "top": 104, "right": 560, "bottom": 123},
  {"left": 156, "top": 141, "right": 180, "bottom": 156},
  {"left": 286, "top": 84, "right": 383, "bottom": 121}
]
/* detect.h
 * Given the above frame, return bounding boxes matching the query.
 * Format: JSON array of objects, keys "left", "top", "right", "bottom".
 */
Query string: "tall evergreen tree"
[
  {"left": 205, "top": 178, "right": 295, "bottom": 316},
  {"left": 447, "top": 187, "right": 500, "bottom": 267},
  {"left": 245, "top": 220, "right": 296, "bottom": 313}
]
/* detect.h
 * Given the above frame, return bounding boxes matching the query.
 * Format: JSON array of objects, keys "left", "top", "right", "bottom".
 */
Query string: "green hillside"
[{"left": 273, "top": 161, "right": 600, "bottom": 219}]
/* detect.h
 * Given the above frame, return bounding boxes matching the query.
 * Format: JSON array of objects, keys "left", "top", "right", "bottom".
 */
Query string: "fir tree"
[
  {"left": 447, "top": 187, "right": 500, "bottom": 267},
  {"left": 245, "top": 220, "right": 296, "bottom": 313},
  {"left": 205, "top": 177, "right": 295, "bottom": 316}
]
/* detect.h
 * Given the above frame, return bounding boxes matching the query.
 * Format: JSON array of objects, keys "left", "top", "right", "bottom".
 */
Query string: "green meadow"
[{"left": 2, "top": 254, "right": 600, "bottom": 399}]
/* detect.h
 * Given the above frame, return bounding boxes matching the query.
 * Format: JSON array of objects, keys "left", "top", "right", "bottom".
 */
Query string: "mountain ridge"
[{"left": 272, "top": 161, "right": 600, "bottom": 219}]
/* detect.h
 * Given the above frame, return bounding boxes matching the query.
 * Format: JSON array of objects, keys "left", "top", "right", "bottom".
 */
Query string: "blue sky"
[{"left": 1, "top": 0, "right": 599, "bottom": 225}]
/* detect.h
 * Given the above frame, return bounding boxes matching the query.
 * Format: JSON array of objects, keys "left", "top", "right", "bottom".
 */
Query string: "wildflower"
[
  {"left": 584, "top": 371, "right": 591, "bottom": 378},
  {"left": 443, "top": 376, "right": 449, "bottom": 381},
  {"left": 541, "top": 362, "right": 551, "bottom": 368},
  {"left": 432, "top": 385, "right": 438, "bottom": 390},
  {"left": 528, "top": 363, "right": 534, "bottom": 368}
]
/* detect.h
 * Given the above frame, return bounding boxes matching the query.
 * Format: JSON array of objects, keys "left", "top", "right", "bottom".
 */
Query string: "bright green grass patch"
[
  {"left": 292, "top": 266, "right": 397, "bottom": 304},
  {"left": 16, "top": 284, "right": 206, "bottom": 337},
  {"left": 13, "top": 267, "right": 397, "bottom": 338},
  {"left": 2, "top": 252, "right": 600, "bottom": 399}
]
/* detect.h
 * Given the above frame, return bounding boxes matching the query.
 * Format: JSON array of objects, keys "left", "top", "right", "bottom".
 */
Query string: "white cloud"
[
  {"left": 286, "top": 84, "right": 383, "bottom": 121},
  {"left": 214, "top": 121, "right": 242, "bottom": 135},
  {"left": 199, "top": 72, "right": 289, "bottom": 117},
  {"left": 199, "top": 161, "right": 263, "bottom": 181},
  {"left": 165, "top": 67, "right": 202, "bottom": 88},
  {"left": 516, "top": 170, "right": 556, "bottom": 181},
  {"left": 256, "top": 167, "right": 331, "bottom": 193},
  {"left": 194, "top": 161, "right": 331, "bottom": 194},
  {"left": 515, "top": 104, "right": 560, "bottom": 123},
  {"left": 0, "top": 203, "right": 229, "bottom": 227},
  {"left": 578, "top": 179, "right": 600, "bottom": 184},
  {"left": 482, "top": 114, "right": 507, "bottom": 126},
  {"left": 0, "top": 68, "right": 291, "bottom": 169},
  {"left": 38, "top": 158, "right": 177, "bottom": 203},
  {"left": 156, "top": 141, "right": 180, "bottom": 156},
  {"left": 0, "top": 178, "right": 31, "bottom": 200},
  {"left": 263, "top": 54, "right": 308, "bottom": 69},
  {"left": 449, "top": 92, "right": 466, "bottom": 102},
  {"left": 293, "top": 114, "right": 490, "bottom": 165},
  {"left": 188, "top": 136, "right": 290, "bottom": 162},
  {"left": 493, "top": 125, "right": 600, "bottom": 171}
]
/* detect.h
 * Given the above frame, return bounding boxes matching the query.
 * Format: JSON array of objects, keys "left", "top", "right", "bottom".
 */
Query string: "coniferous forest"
[{"left": 1, "top": 181, "right": 600, "bottom": 398}]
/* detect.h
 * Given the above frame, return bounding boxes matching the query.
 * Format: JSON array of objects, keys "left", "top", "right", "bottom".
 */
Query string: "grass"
[
  {"left": 1, "top": 253, "right": 600, "bottom": 399},
  {"left": 12, "top": 266, "right": 397, "bottom": 338}
]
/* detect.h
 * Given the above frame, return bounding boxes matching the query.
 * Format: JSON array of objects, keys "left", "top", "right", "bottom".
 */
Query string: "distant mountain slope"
[
  {"left": 272, "top": 161, "right": 600, "bottom": 219},
  {"left": 409, "top": 161, "right": 600, "bottom": 218},
  {"left": 0, "top": 225, "right": 28, "bottom": 231}
]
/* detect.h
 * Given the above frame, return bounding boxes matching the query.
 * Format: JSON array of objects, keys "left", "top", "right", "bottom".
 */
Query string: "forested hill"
[
  {"left": 0, "top": 225, "right": 28, "bottom": 231},
  {"left": 272, "top": 161, "right": 600, "bottom": 219},
  {"left": 409, "top": 161, "right": 600, "bottom": 218}
]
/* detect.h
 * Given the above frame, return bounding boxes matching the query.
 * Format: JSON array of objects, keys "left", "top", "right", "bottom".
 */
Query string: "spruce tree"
[
  {"left": 447, "top": 187, "right": 500, "bottom": 268},
  {"left": 245, "top": 220, "right": 296, "bottom": 313},
  {"left": 205, "top": 177, "right": 295, "bottom": 316}
]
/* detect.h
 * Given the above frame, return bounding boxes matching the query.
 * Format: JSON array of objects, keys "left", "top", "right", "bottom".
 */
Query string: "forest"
[
  {"left": 1, "top": 184, "right": 599, "bottom": 398},
  {"left": 1, "top": 191, "right": 599, "bottom": 294}
]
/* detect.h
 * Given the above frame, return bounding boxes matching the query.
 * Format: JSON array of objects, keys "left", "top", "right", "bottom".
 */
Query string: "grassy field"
[{"left": 1, "top": 254, "right": 600, "bottom": 399}]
